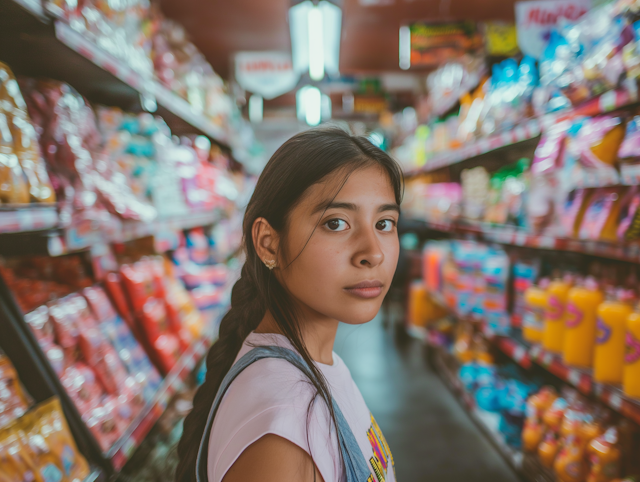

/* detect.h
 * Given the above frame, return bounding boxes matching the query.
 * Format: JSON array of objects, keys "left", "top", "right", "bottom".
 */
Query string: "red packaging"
[
  {"left": 83, "top": 286, "right": 118, "bottom": 323},
  {"left": 60, "top": 363, "right": 104, "bottom": 417},
  {"left": 103, "top": 272, "right": 137, "bottom": 333},
  {"left": 23, "top": 305, "right": 55, "bottom": 346},
  {"left": 153, "top": 334, "right": 181, "bottom": 374},
  {"left": 84, "top": 404, "right": 122, "bottom": 452},
  {"left": 119, "top": 262, "right": 155, "bottom": 313},
  {"left": 48, "top": 297, "right": 81, "bottom": 361}
]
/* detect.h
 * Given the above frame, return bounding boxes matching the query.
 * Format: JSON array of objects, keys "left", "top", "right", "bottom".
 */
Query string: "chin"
[{"left": 336, "top": 302, "right": 384, "bottom": 325}]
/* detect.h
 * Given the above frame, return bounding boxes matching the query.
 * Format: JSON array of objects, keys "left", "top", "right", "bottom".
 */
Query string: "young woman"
[{"left": 176, "top": 127, "right": 403, "bottom": 482}]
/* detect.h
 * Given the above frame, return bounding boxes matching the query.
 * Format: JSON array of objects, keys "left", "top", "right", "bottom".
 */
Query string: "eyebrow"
[{"left": 312, "top": 201, "right": 401, "bottom": 215}]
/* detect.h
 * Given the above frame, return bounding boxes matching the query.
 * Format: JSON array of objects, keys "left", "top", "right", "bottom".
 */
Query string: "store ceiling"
[{"left": 161, "top": 0, "right": 519, "bottom": 79}]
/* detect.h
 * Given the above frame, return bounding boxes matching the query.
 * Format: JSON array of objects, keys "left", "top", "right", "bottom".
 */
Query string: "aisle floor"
[{"left": 334, "top": 315, "right": 520, "bottom": 482}]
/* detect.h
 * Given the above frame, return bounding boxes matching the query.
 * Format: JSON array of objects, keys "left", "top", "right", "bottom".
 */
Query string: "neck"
[{"left": 255, "top": 308, "right": 339, "bottom": 365}]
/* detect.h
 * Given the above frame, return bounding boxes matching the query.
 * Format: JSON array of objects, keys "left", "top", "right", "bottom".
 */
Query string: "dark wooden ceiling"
[{"left": 160, "top": 0, "right": 519, "bottom": 79}]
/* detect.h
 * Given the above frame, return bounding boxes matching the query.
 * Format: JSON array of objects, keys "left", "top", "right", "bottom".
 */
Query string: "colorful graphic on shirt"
[{"left": 366, "top": 414, "right": 395, "bottom": 482}]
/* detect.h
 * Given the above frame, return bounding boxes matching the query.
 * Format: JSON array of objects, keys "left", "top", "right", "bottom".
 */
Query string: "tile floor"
[{"left": 334, "top": 315, "right": 520, "bottom": 482}]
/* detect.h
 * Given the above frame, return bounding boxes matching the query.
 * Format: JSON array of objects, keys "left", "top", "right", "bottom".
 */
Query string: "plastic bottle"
[
  {"left": 623, "top": 306, "right": 640, "bottom": 398},
  {"left": 593, "top": 289, "right": 635, "bottom": 384},
  {"left": 524, "top": 279, "right": 550, "bottom": 343},
  {"left": 543, "top": 275, "right": 573, "bottom": 353},
  {"left": 587, "top": 428, "right": 620, "bottom": 482},
  {"left": 554, "top": 433, "right": 589, "bottom": 482},
  {"left": 563, "top": 278, "right": 604, "bottom": 368}
]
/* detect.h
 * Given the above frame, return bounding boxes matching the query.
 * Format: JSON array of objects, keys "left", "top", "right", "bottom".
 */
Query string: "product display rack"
[
  {"left": 0, "top": 0, "right": 231, "bottom": 147},
  {"left": 424, "top": 336, "right": 527, "bottom": 480},
  {"left": 418, "top": 219, "right": 640, "bottom": 264},
  {"left": 405, "top": 87, "right": 639, "bottom": 177},
  {"left": 418, "top": 290, "right": 640, "bottom": 428}
]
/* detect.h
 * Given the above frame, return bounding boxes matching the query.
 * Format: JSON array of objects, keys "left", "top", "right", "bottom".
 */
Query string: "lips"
[{"left": 344, "top": 280, "right": 384, "bottom": 299}]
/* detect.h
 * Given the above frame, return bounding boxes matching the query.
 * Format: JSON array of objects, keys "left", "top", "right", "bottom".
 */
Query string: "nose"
[{"left": 351, "top": 226, "right": 384, "bottom": 268}]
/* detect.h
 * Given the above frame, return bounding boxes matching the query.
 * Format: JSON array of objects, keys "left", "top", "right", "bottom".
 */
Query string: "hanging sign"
[
  {"left": 515, "top": 0, "right": 591, "bottom": 59},
  {"left": 235, "top": 51, "right": 299, "bottom": 100},
  {"left": 409, "top": 21, "right": 483, "bottom": 67}
]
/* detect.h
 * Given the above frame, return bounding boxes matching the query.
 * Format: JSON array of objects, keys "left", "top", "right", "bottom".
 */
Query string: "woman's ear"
[{"left": 252, "top": 217, "right": 280, "bottom": 267}]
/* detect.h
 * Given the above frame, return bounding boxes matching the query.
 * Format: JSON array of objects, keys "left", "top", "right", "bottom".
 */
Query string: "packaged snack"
[
  {"left": 560, "top": 190, "right": 593, "bottom": 238},
  {"left": 48, "top": 298, "right": 81, "bottom": 362},
  {"left": 0, "top": 354, "right": 31, "bottom": 429},
  {"left": 28, "top": 398, "right": 90, "bottom": 482},
  {"left": 616, "top": 187, "right": 640, "bottom": 242},
  {"left": 0, "top": 111, "right": 29, "bottom": 204},
  {"left": 579, "top": 188, "right": 627, "bottom": 242},
  {"left": 60, "top": 363, "right": 104, "bottom": 417},
  {"left": 9, "top": 112, "right": 55, "bottom": 203},
  {"left": 83, "top": 405, "right": 121, "bottom": 452},
  {"left": 575, "top": 117, "right": 626, "bottom": 169}
]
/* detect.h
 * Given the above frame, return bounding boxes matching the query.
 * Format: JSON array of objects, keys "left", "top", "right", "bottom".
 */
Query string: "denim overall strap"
[{"left": 196, "top": 345, "right": 371, "bottom": 482}]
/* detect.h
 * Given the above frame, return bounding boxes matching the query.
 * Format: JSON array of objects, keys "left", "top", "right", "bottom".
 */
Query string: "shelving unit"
[
  {"left": 405, "top": 87, "right": 639, "bottom": 177},
  {"left": 406, "top": 119, "right": 541, "bottom": 176},
  {"left": 428, "top": 342, "right": 526, "bottom": 479},
  {"left": 419, "top": 218, "right": 640, "bottom": 263},
  {"left": 422, "top": 289, "right": 640, "bottom": 427},
  {"left": 109, "top": 337, "right": 210, "bottom": 470},
  {"left": 0, "top": 0, "right": 231, "bottom": 147}
]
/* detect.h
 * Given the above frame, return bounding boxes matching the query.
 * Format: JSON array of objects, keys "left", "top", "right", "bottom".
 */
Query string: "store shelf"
[
  {"left": 0, "top": 207, "right": 222, "bottom": 256},
  {"left": 0, "top": 205, "right": 58, "bottom": 234},
  {"left": 419, "top": 219, "right": 640, "bottom": 263},
  {"left": 0, "top": 3, "right": 230, "bottom": 148},
  {"left": 406, "top": 119, "right": 542, "bottom": 176},
  {"left": 52, "top": 22, "right": 229, "bottom": 144},
  {"left": 109, "top": 336, "right": 210, "bottom": 471},
  {"left": 480, "top": 325, "right": 640, "bottom": 426},
  {"left": 405, "top": 87, "right": 639, "bottom": 178},
  {"left": 426, "top": 287, "right": 640, "bottom": 427},
  {"left": 431, "top": 345, "right": 524, "bottom": 476}
]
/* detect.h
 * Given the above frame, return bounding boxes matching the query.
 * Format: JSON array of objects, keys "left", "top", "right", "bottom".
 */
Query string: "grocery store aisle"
[{"left": 334, "top": 315, "right": 519, "bottom": 482}]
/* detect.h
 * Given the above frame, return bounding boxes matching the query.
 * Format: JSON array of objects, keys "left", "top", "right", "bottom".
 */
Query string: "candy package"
[
  {"left": 0, "top": 353, "right": 31, "bottom": 429},
  {"left": 578, "top": 187, "right": 627, "bottom": 241}
]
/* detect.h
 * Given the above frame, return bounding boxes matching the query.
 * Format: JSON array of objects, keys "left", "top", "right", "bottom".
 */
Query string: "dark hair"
[{"left": 175, "top": 126, "right": 404, "bottom": 481}]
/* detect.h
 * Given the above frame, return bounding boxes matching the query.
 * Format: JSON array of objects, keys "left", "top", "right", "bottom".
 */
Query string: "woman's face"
[{"left": 278, "top": 164, "right": 400, "bottom": 325}]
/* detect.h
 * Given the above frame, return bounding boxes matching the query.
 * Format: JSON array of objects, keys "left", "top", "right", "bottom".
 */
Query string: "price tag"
[
  {"left": 513, "top": 346, "right": 526, "bottom": 362},
  {"left": 567, "top": 370, "right": 581, "bottom": 386},
  {"left": 542, "top": 353, "right": 553, "bottom": 366}
]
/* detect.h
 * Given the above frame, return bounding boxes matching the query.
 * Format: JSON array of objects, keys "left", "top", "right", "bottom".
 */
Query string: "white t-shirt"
[{"left": 207, "top": 332, "right": 396, "bottom": 482}]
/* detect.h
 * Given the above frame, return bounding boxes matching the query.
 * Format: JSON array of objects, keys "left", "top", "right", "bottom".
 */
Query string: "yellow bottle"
[
  {"left": 523, "top": 279, "right": 549, "bottom": 344},
  {"left": 593, "top": 289, "right": 635, "bottom": 384},
  {"left": 563, "top": 278, "right": 604, "bottom": 368},
  {"left": 623, "top": 308, "right": 640, "bottom": 398},
  {"left": 543, "top": 276, "right": 573, "bottom": 354}
]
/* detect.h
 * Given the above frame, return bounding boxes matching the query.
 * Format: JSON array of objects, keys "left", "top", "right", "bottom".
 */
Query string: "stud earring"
[{"left": 264, "top": 259, "right": 276, "bottom": 270}]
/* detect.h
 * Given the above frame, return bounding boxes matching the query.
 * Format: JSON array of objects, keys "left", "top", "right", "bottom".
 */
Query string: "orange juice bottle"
[
  {"left": 544, "top": 275, "right": 574, "bottom": 353},
  {"left": 587, "top": 428, "right": 620, "bottom": 482},
  {"left": 539, "top": 431, "right": 561, "bottom": 467},
  {"left": 623, "top": 307, "right": 640, "bottom": 398},
  {"left": 563, "top": 277, "right": 604, "bottom": 368},
  {"left": 555, "top": 434, "right": 588, "bottom": 482},
  {"left": 524, "top": 279, "right": 550, "bottom": 343},
  {"left": 593, "top": 289, "right": 635, "bottom": 384}
]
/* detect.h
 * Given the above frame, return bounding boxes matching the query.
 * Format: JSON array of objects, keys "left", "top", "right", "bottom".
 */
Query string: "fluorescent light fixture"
[
  {"left": 248, "top": 94, "right": 263, "bottom": 123},
  {"left": 297, "top": 85, "right": 322, "bottom": 126},
  {"left": 399, "top": 26, "right": 411, "bottom": 70},
  {"left": 289, "top": 1, "right": 342, "bottom": 80},
  {"left": 321, "top": 94, "right": 332, "bottom": 121},
  {"left": 308, "top": 7, "right": 324, "bottom": 81}
]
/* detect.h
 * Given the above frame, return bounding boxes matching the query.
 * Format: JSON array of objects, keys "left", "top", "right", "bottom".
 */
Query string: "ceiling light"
[
  {"left": 289, "top": 1, "right": 342, "bottom": 81},
  {"left": 399, "top": 26, "right": 411, "bottom": 70},
  {"left": 248, "top": 94, "right": 263, "bottom": 123},
  {"left": 297, "top": 85, "right": 322, "bottom": 126}
]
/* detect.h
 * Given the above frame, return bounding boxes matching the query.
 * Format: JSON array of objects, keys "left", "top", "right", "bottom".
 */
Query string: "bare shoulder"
[{"left": 221, "top": 434, "right": 325, "bottom": 482}]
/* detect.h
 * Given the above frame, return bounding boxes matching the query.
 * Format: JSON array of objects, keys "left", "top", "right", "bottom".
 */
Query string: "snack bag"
[
  {"left": 48, "top": 297, "right": 81, "bottom": 363},
  {"left": 10, "top": 112, "right": 55, "bottom": 203},
  {"left": 0, "top": 111, "right": 29, "bottom": 204},
  {"left": 617, "top": 187, "right": 640, "bottom": 242},
  {"left": 0, "top": 354, "right": 31, "bottom": 429},
  {"left": 60, "top": 363, "right": 104, "bottom": 418},
  {"left": 560, "top": 189, "right": 593, "bottom": 238},
  {"left": 33, "top": 398, "right": 90, "bottom": 482},
  {"left": 579, "top": 188, "right": 627, "bottom": 241},
  {"left": 84, "top": 405, "right": 121, "bottom": 452},
  {"left": 0, "top": 420, "right": 43, "bottom": 482},
  {"left": 575, "top": 117, "right": 626, "bottom": 169}
]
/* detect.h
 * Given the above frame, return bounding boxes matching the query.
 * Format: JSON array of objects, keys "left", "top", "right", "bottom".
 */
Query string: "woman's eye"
[
  {"left": 376, "top": 220, "right": 395, "bottom": 232},
  {"left": 325, "top": 219, "right": 349, "bottom": 231}
]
